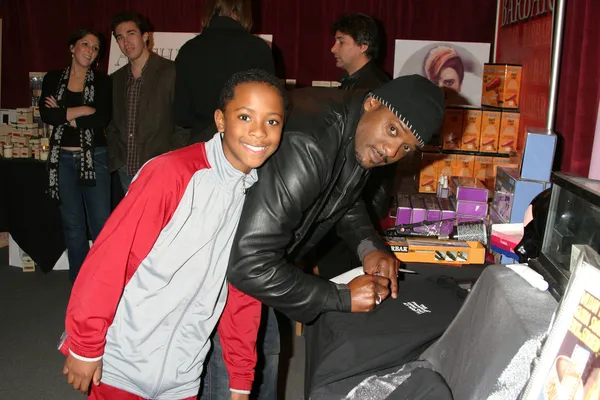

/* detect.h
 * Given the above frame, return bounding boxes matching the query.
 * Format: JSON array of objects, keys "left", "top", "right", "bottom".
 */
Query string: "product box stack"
[
  {"left": 398, "top": 63, "right": 554, "bottom": 267},
  {"left": 393, "top": 193, "right": 456, "bottom": 236},
  {"left": 449, "top": 177, "right": 489, "bottom": 224},
  {"left": 418, "top": 63, "right": 524, "bottom": 195},
  {"left": 391, "top": 180, "right": 489, "bottom": 237},
  {"left": 408, "top": 63, "right": 530, "bottom": 264},
  {"left": 479, "top": 64, "right": 555, "bottom": 263},
  {"left": 418, "top": 150, "right": 520, "bottom": 194},
  {"left": 18, "top": 249, "right": 35, "bottom": 272},
  {"left": 7, "top": 235, "right": 35, "bottom": 272},
  {"left": 0, "top": 107, "right": 49, "bottom": 160}
]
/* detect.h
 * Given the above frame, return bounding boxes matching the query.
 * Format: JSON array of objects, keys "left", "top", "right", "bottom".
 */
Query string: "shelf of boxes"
[
  {"left": 0, "top": 107, "right": 50, "bottom": 161},
  {"left": 409, "top": 63, "right": 557, "bottom": 264}
]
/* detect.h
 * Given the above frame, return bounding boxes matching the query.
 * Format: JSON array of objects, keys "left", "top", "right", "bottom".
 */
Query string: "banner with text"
[
  {"left": 496, "top": 0, "right": 554, "bottom": 150},
  {"left": 108, "top": 33, "right": 273, "bottom": 75}
]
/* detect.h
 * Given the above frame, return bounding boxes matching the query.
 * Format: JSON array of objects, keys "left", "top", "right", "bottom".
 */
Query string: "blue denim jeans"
[
  {"left": 58, "top": 147, "right": 111, "bottom": 282},
  {"left": 117, "top": 165, "right": 134, "bottom": 193},
  {"left": 201, "top": 306, "right": 280, "bottom": 400}
]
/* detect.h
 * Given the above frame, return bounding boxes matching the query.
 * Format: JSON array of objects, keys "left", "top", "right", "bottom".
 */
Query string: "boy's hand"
[
  {"left": 62, "top": 354, "right": 102, "bottom": 394},
  {"left": 231, "top": 392, "right": 249, "bottom": 400}
]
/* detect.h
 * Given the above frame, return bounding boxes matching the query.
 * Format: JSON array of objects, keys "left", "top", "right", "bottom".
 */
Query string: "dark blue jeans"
[
  {"left": 117, "top": 165, "right": 134, "bottom": 193},
  {"left": 58, "top": 147, "right": 111, "bottom": 282},
  {"left": 201, "top": 306, "right": 280, "bottom": 400}
]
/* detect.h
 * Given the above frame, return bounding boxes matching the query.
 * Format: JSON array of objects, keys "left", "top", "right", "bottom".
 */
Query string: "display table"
[
  {"left": 304, "top": 264, "right": 558, "bottom": 400},
  {"left": 0, "top": 158, "right": 65, "bottom": 272}
]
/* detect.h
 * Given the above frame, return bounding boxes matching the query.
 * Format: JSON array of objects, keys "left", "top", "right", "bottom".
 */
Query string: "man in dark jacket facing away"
[
  {"left": 226, "top": 75, "right": 445, "bottom": 395},
  {"left": 174, "top": 0, "right": 275, "bottom": 144}
]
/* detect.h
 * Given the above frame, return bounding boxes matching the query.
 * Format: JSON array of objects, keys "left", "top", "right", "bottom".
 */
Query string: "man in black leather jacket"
[
  {"left": 228, "top": 74, "right": 445, "bottom": 323},
  {"left": 315, "top": 12, "right": 394, "bottom": 279},
  {"left": 220, "top": 75, "right": 444, "bottom": 399}
]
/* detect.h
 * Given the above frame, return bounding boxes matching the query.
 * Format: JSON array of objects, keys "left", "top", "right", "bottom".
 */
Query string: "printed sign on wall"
[
  {"left": 393, "top": 39, "right": 491, "bottom": 107},
  {"left": 108, "top": 33, "right": 273, "bottom": 75}
]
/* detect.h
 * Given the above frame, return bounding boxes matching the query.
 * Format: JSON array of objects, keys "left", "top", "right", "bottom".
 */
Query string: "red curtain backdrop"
[
  {"left": 0, "top": 0, "right": 497, "bottom": 109},
  {"left": 554, "top": 0, "right": 600, "bottom": 176}
]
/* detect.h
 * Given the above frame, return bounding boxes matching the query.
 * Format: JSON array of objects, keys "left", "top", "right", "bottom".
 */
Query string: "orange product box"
[
  {"left": 509, "top": 150, "right": 523, "bottom": 168},
  {"left": 481, "top": 63, "right": 522, "bottom": 109},
  {"left": 455, "top": 154, "right": 475, "bottom": 178},
  {"left": 442, "top": 107, "right": 463, "bottom": 150},
  {"left": 480, "top": 109, "right": 501, "bottom": 152},
  {"left": 419, "top": 152, "right": 439, "bottom": 193},
  {"left": 498, "top": 111, "right": 521, "bottom": 154},
  {"left": 475, "top": 156, "right": 494, "bottom": 189},
  {"left": 492, "top": 157, "right": 518, "bottom": 178},
  {"left": 460, "top": 108, "right": 482, "bottom": 151},
  {"left": 438, "top": 154, "right": 456, "bottom": 178}
]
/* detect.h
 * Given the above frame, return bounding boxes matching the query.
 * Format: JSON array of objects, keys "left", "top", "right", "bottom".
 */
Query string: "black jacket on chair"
[
  {"left": 174, "top": 16, "right": 275, "bottom": 142},
  {"left": 227, "top": 88, "right": 389, "bottom": 323}
]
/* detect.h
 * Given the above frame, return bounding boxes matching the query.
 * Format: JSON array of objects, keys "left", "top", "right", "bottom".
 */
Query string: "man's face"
[
  {"left": 114, "top": 21, "right": 149, "bottom": 61},
  {"left": 354, "top": 98, "right": 420, "bottom": 169},
  {"left": 331, "top": 31, "right": 367, "bottom": 73}
]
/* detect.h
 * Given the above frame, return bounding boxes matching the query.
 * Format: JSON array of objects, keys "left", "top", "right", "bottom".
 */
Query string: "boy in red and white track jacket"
[{"left": 58, "top": 69, "right": 286, "bottom": 400}]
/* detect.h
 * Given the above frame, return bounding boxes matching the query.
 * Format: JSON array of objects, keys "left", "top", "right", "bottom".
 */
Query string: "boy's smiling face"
[{"left": 215, "top": 82, "right": 284, "bottom": 174}]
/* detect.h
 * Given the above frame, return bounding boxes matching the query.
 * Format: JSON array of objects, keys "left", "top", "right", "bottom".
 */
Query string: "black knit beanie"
[{"left": 369, "top": 74, "right": 445, "bottom": 146}]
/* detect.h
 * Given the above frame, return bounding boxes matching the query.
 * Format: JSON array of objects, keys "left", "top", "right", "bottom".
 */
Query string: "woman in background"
[
  {"left": 174, "top": 0, "right": 276, "bottom": 144},
  {"left": 39, "top": 29, "right": 111, "bottom": 283}
]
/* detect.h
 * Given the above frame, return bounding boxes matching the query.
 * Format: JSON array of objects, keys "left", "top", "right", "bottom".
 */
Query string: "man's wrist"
[
  {"left": 334, "top": 283, "right": 352, "bottom": 312},
  {"left": 357, "top": 239, "right": 379, "bottom": 263}
]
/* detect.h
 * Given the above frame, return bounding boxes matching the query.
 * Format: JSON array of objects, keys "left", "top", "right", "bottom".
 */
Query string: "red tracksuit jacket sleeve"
[
  {"left": 217, "top": 283, "right": 262, "bottom": 392},
  {"left": 60, "top": 157, "right": 184, "bottom": 359}
]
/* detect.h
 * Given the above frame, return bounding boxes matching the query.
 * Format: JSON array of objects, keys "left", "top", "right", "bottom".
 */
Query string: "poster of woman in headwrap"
[{"left": 393, "top": 40, "right": 490, "bottom": 106}]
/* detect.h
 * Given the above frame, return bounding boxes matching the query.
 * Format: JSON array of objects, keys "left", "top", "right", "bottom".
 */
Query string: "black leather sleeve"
[
  {"left": 227, "top": 134, "right": 352, "bottom": 323},
  {"left": 336, "top": 197, "right": 390, "bottom": 263},
  {"left": 364, "top": 164, "right": 395, "bottom": 223}
]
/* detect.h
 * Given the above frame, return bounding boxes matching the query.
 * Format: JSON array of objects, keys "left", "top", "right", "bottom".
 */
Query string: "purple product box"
[
  {"left": 456, "top": 215, "right": 487, "bottom": 227},
  {"left": 438, "top": 198, "right": 456, "bottom": 220},
  {"left": 489, "top": 206, "right": 506, "bottom": 224},
  {"left": 455, "top": 200, "right": 488, "bottom": 217},
  {"left": 437, "top": 198, "right": 456, "bottom": 235},
  {"left": 450, "top": 176, "right": 489, "bottom": 203},
  {"left": 423, "top": 196, "right": 441, "bottom": 221},
  {"left": 395, "top": 194, "right": 412, "bottom": 226},
  {"left": 410, "top": 195, "right": 426, "bottom": 224}
]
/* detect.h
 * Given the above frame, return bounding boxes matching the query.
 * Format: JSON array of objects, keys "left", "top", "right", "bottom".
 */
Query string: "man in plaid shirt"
[{"left": 107, "top": 12, "right": 188, "bottom": 191}]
